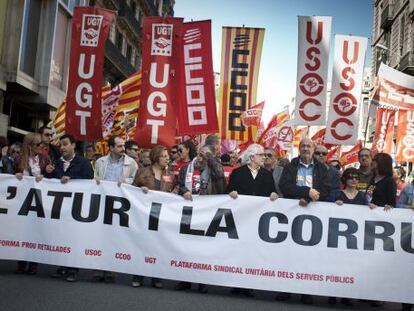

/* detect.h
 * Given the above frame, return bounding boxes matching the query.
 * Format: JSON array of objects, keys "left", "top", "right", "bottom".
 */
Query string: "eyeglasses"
[
  {"left": 264, "top": 153, "right": 274, "bottom": 158},
  {"left": 314, "top": 151, "right": 328, "bottom": 156},
  {"left": 347, "top": 174, "right": 359, "bottom": 180}
]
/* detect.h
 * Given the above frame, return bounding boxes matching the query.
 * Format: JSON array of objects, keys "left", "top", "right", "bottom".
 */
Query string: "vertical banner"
[
  {"left": 371, "top": 108, "right": 396, "bottom": 155},
  {"left": 66, "top": 7, "right": 114, "bottom": 140},
  {"left": 218, "top": 26, "right": 265, "bottom": 143},
  {"left": 396, "top": 110, "right": 414, "bottom": 162},
  {"left": 177, "top": 20, "right": 218, "bottom": 136},
  {"left": 293, "top": 16, "right": 332, "bottom": 125},
  {"left": 135, "top": 17, "right": 183, "bottom": 148},
  {"left": 325, "top": 35, "right": 367, "bottom": 145}
]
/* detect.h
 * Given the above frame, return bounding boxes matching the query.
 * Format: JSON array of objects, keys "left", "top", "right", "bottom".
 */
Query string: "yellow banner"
[{"left": 218, "top": 27, "right": 265, "bottom": 142}]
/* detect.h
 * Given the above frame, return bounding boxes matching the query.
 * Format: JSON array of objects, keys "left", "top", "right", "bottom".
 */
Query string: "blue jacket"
[
  {"left": 47, "top": 154, "right": 94, "bottom": 180},
  {"left": 397, "top": 182, "right": 414, "bottom": 209}
]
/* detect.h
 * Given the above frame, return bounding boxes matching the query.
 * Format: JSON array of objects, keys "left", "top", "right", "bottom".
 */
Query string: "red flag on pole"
[
  {"left": 65, "top": 7, "right": 115, "bottom": 140},
  {"left": 340, "top": 141, "right": 363, "bottom": 166}
]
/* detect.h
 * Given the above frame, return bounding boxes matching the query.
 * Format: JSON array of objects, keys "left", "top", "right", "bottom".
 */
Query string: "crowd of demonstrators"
[{"left": 2, "top": 130, "right": 413, "bottom": 309}]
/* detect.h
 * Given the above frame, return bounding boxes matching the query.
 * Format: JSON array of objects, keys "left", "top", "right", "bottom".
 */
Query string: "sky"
[{"left": 174, "top": 0, "right": 374, "bottom": 123}]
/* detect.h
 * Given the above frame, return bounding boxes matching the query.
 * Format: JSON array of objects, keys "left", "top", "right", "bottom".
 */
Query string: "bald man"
[{"left": 279, "top": 138, "right": 330, "bottom": 206}]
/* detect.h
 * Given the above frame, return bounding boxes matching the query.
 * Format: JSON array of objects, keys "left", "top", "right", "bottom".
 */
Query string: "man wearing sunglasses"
[
  {"left": 263, "top": 147, "right": 277, "bottom": 172},
  {"left": 39, "top": 126, "right": 60, "bottom": 163},
  {"left": 313, "top": 145, "right": 340, "bottom": 202}
]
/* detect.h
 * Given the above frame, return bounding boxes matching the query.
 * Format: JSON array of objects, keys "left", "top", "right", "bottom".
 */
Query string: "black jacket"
[
  {"left": 226, "top": 165, "right": 276, "bottom": 197},
  {"left": 279, "top": 157, "right": 330, "bottom": 202},
  {"left": 47, "top": 154, "right": 94, "bottom": 180}
]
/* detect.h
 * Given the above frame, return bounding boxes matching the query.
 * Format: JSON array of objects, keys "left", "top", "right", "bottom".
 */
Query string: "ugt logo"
[
  {"left": 80, "top": 14, "right": 103, "bottom": 47},
  {"left": 151, "top": 24, "right": 173, "bottom": 56}
]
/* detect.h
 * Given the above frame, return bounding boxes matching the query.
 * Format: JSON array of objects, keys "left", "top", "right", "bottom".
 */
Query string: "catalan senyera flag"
[
  {"left": 218, "top": 26, "right": 265, "bottom": 143},
  {"left": 51, "top": 71, "right": 141, "bottom": 142},
  {"left": 257, "top": 110, "right": 289, "bottom": 144}
]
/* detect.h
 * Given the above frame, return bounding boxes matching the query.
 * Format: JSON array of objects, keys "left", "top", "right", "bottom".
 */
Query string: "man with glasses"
[
  {"left": 357, "top": 148, "right": 373, "bottom": 191},
  {"left": 39, "top": 126, "right": 60, "bottom": 163},
  {"left": 313, "top": 145, "right": 340, "bottom": 202},
  {"left": 263, "top": 147, "right": 277, "bottom": 172},
  {"left": 125, "top": 140, "right": 140, "bottom": 164},
  {"left": 277, "top": 138, "right": 330, "bottom": 305}
]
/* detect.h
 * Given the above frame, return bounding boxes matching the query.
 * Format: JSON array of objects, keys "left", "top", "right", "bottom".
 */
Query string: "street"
[{"left": 0, "top": 260, "right": 401, "bottom": 311}]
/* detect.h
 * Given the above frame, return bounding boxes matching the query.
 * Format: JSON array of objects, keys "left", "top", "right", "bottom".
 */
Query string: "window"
[
  {"left": 20, "top": 0, "right": 42, "bottom": 77},
  {"left": 50, "top": 5, "right": 71, "bottom": 90},
  {"left": 116, "top": 30, "right": 123, "bottom": 51},
  {"left": 126, "top": 44, "right": 132, "bottom": 63},
  {"left": 400, "top": 14, "right": 405, "bottom": 55}
]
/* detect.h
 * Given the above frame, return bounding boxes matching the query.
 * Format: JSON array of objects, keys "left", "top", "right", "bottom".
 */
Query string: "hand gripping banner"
[
  {"left": 325, "top": 35, "right": 367, "bottom": 145},
  {"left": 293, "top": 16, "right": 332, "bottom": 126},
  {"left": 135, "top": 17, "right": 183, "bottom": 148},
  {"left": 65, "top": 7, "right": 115, "bottom": 140},
  {"left": 0, "top": 174, "right": 414, "bottom": 304},
  {"left": 177, "top": 20, "right": 218, "bottom": 136},
  {"left": 218, "top": 27, "right": 265, "bottom": 143}
]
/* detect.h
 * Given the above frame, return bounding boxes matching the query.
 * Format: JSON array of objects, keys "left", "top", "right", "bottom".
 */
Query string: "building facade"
[
  {"left": 372, "top": 0, "right": 414, "bottom": 76},
  {"left": 0, "top": 0, "right": 174, "bottom": 141}
]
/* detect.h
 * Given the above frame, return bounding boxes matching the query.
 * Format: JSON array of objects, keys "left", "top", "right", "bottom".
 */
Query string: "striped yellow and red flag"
[
  {"left": 293, "top": 127, "right": 309, "bottom": 148},
  {"left": 257, "top": 109, "right": 289, "bottom": 144},
  {"left": 218, "top": 26, "right": 265, "bottom": 143},
  {"left": 50, "top": 72, "right": 141, "bottom": 142}
]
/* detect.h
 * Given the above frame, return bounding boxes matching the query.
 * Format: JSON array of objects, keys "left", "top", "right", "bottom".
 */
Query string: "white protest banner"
[
  {"left": 293, "top": 16, "right": 331, "bottom": 125},
  {"left": 325, "top": 35, "right": 367, "bottom": 145},
  {"left": 0, "top": 174, "right": 413, "bottom": 304}
]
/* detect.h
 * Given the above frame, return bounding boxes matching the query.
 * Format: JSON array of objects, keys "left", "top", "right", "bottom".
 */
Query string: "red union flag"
[
  {"left": 340, "top": 141, "right": 363, "bottom": 166},
  {"left": 371, "top": 108, "right": 396, "bottom": 155},
  {"left": 135, "top": 17, "right": 183, "bottom": 148},
  {"left": 396, "top": 110, "right": 414, "bottom": 162},
  {"left": 325, "top": 35, "right": 368, "bottom": 145},
  {"left": 241, "top": 101, "right": 265, "bottom": 127},
  {"left": 293, "top": 16, "right": 332, "bottom": 126},
  {"left": 177, "top": 20, "right": 218, "bottom": 136},
  {"left": 65, "top": 7, "right": 114, "bottom": 140}
]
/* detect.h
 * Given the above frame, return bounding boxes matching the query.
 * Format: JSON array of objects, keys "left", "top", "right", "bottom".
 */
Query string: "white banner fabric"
[
  {"left": 325, "top": 35, "right": 367, "bottom": 145},
  {"left": 0, "top": 174, "right": 413, "bottom": 304},
  {"left": 293, "top": 16, "right": 332, "bottom": 126}
]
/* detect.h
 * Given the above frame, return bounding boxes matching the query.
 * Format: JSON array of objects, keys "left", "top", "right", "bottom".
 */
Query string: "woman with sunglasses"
[
  {"left": 173, "top": 139, "right": 197, "bottom": 177},
  {"left": 335, "top": 167, "right": 367, "bottom": 206},
  {"left": 13, "top": 132, "right": 51, "bottom": 275}
]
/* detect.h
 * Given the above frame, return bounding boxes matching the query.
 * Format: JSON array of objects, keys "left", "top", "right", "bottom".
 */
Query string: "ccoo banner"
[
  {"left": 325, "top": 35, "right": 367, "bottom": 145},
  {"left": 0, "top": 174, "right": 413, "bottom": 304},
  {"left": 218, "top": 26, "right": 265, "bottom": 143},
  {"left": 177, "top": 20, "right": 218, "bottom": 136},
  {"left": 293, "top": 16, "right": 332, "bottom": 126},
  {"left": 135, "top": 17, "right": 183, "bottom": 148},
  {"left": 66, "top": 7, "right": 115, "bottom": 140}
]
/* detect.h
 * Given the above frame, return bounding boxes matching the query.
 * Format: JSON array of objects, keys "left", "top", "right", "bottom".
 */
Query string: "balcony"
[
  {"left": 399, "top": 51, "right": 414, "bottom": 76},
  {"left": 118, "top": 1, "right": 142, "bottom": 38},
  {"left": 381, "top": 4, "right": 394, "bottom": 30},
  {"left": 105, "top": 40, "right": 136, "bottom": 78}
]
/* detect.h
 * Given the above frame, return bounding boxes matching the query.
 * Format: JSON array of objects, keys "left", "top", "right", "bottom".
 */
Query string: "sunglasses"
[
  {"left": 314, "top": 151, "right": 328, "bottom": 156},
  {"left": 264, "top": 153, "right": 274, "bottom": 158},
  {"left": 347, "top": 174, "right": 359, "bottom": 180}
]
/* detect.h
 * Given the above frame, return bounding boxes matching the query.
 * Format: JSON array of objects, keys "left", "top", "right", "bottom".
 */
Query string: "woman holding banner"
[
  {"left": 366, "top": 153, "right": 396, "bottom": 211},
  {"left": 132, "top": 145, "right": 176, "bottom": 289},
  {"left": 173, "top": 139, "right": 197, "bottom": 176},
  {"left": 14, "top": 132, "right": 51, "bottom": 275}
]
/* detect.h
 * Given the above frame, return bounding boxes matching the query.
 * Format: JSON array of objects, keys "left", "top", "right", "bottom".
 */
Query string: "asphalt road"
[{"left": 0, "top": 260, "right": 402, "bottom": 311}]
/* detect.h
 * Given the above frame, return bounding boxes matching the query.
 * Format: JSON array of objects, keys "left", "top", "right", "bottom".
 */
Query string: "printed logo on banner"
[
  {"left": 80, "top": 14, "right": 103, "bottom": 47},
  {"left": 151, "top": 24, "right": 173, "bottom": 56},
  {"left": 184, "top": 28, "right": 201, "bottom": 43}
]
